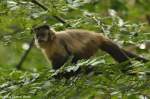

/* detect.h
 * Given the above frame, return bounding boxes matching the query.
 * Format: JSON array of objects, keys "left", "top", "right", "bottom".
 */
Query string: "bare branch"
[
  {"left": 16, "top": 38, "right": 34, "bottom": 69},
  {"left": 31, "top": 0, "right": 70, "bottom": 26}
]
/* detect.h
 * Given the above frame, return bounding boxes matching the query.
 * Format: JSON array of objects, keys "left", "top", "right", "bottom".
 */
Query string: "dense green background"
[{"left": 0, "top": 0, "right": 150, "bottom": 99}]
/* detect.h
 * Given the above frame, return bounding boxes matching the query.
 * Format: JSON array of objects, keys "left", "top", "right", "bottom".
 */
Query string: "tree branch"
[
  {"left": 16, "top": 38, "right": 34, "bottom": 69},
  {"left": 31, "top": 0, "right": 70, "bottom": 26}
]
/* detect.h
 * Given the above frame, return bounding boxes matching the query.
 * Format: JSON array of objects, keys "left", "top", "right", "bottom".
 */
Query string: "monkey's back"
[{"left": 56, "top": 29, "right": 107, "bottom": 58}]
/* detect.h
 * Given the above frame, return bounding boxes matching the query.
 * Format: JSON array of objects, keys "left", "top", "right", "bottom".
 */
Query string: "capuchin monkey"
[{"left": 33, "top": 24, "right": 149, "bottom": 71}]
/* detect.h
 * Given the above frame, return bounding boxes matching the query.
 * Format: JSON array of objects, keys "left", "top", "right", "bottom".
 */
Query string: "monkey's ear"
[
  {"left": 50, "top": 32, "right": 56, "bottom": 40},
  {"left": 49, "top": 29, "right": 56, "bottom": 40},
  {"left": 50, "top": 35, "right": 56, "bottom": 40}
]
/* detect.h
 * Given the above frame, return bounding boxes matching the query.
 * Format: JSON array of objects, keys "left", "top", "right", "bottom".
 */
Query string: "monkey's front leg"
[
  {"left": 51, "top": 54, "right": 69, "bottom": 70},
  {"left": 71, "top": 56, "right": 80, "bottom": 64}
]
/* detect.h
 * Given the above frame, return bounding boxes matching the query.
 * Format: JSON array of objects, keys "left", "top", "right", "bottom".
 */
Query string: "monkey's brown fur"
[{"left": 33, "top": 25, "right": 148, "bottom": 70}]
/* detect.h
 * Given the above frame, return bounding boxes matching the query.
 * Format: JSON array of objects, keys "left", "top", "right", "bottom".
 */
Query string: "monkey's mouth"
[
  {"left": 37, "top": 40, "right": 47, "bottom": 48},
  {"left": 37, "top": 37, "right": 48, "bottom": 43},
  {"left": 38, "top": 39, "right": 46, "bottom": 43}
]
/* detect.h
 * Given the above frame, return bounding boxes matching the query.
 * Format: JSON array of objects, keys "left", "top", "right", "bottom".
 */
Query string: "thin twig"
[{"left": 31, "top": 0, "right": 70, "bottom": 26}]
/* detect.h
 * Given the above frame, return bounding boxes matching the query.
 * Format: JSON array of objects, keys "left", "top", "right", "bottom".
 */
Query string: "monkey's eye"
[{"left": 36, "top": 33, "right": 46, "bottom": 38}]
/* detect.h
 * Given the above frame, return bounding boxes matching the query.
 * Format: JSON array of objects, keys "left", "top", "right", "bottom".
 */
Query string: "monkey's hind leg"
[{"left": 51, "top": 54, "right": 69, "bottom": 70}]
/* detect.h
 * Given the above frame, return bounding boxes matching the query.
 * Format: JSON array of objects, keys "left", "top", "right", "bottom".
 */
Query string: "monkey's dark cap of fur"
[
  {"left": 34, "top": 24, "right": 50, "bottom": 30},
  {"left": 31, "top": 24, "right": 51, "bottom": 34}
]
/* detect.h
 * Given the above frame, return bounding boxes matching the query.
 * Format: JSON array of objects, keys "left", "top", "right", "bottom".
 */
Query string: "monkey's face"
[
  {"left": 34, "top": 29, "right": 49, "bottom": 43},
  {"left": 33, "top": 25, "right": 52, "bottom": 48}
]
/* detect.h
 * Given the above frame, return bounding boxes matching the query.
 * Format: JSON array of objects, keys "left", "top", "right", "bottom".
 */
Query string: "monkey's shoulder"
[
  {"left": 55, "top": 29, "right": 105, "bottom": 40},
  {"left": 56, "top": 29, "right": 97, "bottom": 35}
]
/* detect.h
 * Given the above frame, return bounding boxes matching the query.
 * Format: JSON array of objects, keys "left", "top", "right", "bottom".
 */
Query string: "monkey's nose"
[{"left": 38, "top": 39, "right": 44, "bottom": 43}]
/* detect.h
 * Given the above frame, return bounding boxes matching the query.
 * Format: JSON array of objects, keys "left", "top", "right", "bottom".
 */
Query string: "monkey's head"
[{"left": 33, "top": 25, "right": 56, "bottom": 48}]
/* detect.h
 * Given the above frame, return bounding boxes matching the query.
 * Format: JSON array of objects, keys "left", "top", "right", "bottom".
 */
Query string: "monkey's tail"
[
  {"left": 100, "top": 40, "right": 149, "bottom": 63},
  {"left": 100, "top": 41, "right": 131, "bottom": 64},
  {"left": 99, "top": 40, "right": 149, "bottom": 73},
  {"left": 100, "top": 40, "right": 133, "bottom": 72},
  {"left": 122, "top": 49, "right": 149, "bottom": 63}
]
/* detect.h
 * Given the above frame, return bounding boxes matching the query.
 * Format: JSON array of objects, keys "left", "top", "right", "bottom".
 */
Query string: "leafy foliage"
[{"left": 0, "top": 0, "right": 150, "bottom": 98}]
